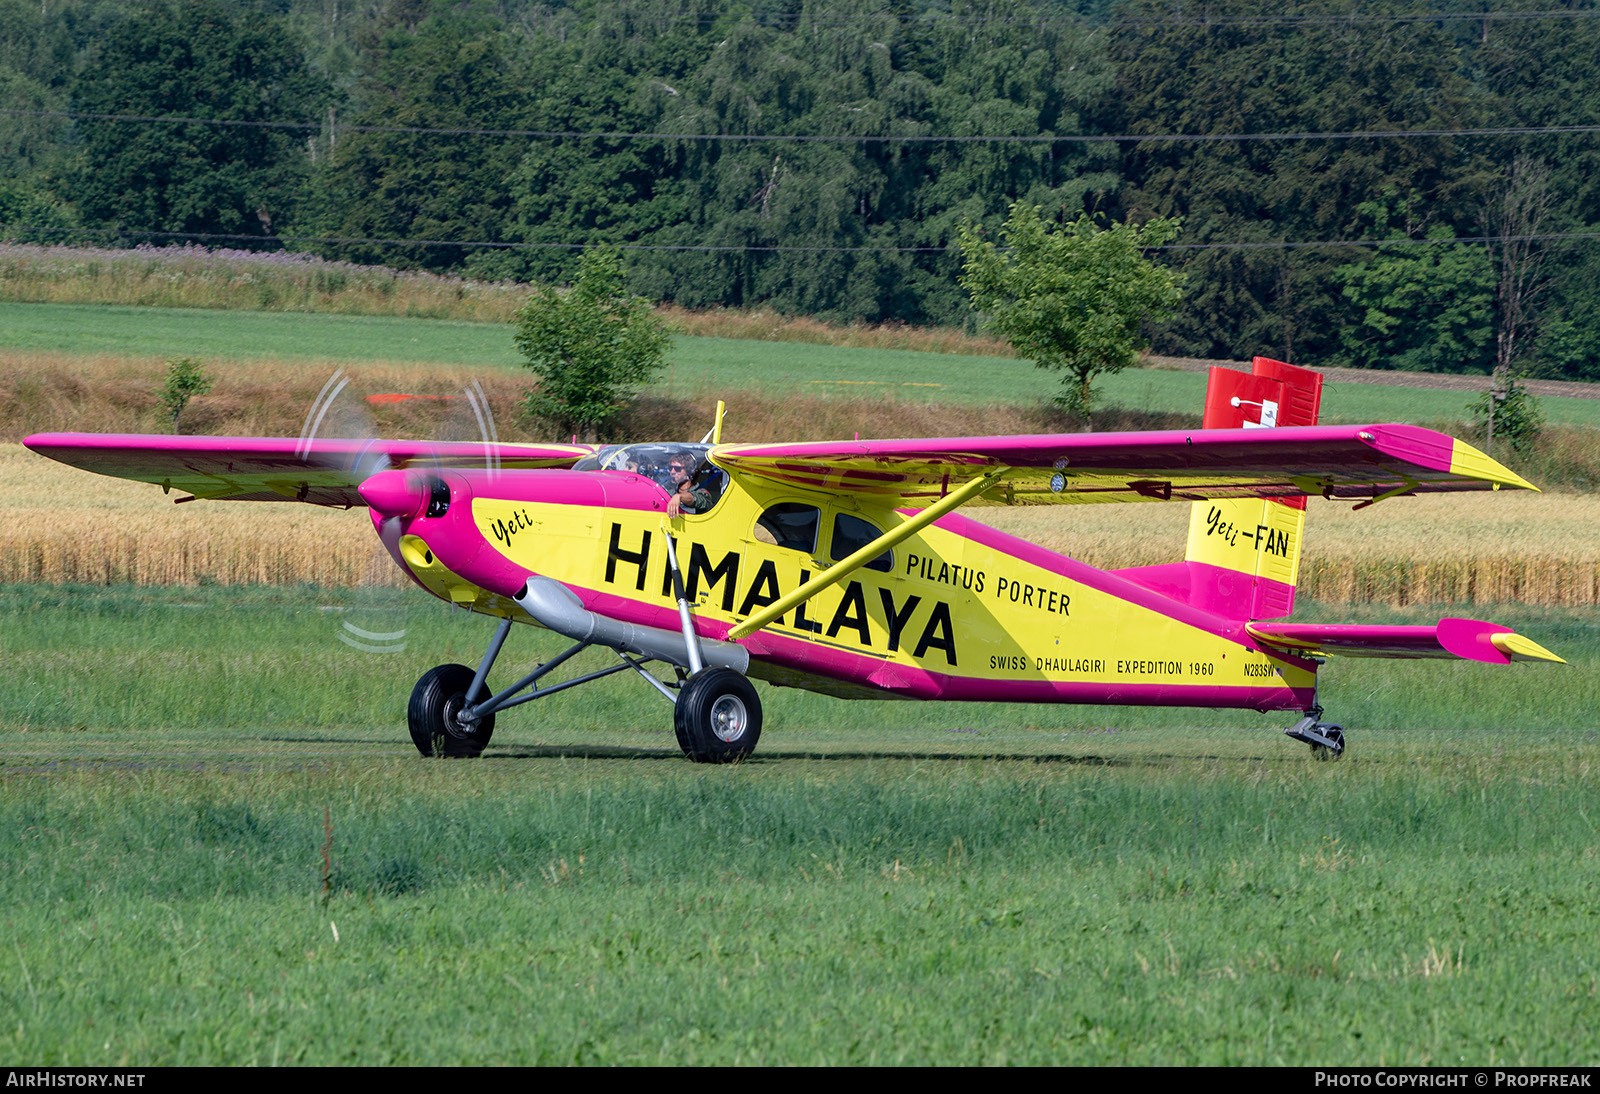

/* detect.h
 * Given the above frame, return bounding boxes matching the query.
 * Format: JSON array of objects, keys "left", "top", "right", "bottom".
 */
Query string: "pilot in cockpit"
[{"left": 665, "top": 451, "right": 714, "bottom": 517}]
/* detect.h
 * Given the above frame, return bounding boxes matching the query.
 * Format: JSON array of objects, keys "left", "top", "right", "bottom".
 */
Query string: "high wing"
[
  {"left": 1247, "top": 619, "right": 1566, "bottom": 664},
  {"left": 23, "top": 433, "right": 596, "bottom": 507},
  {"left": 711, "top": 424, "right": 1534, "bottom": 506}
]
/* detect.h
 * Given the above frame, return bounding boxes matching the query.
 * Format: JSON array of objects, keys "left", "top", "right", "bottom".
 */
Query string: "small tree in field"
[
  {"left": 1468, "top": 372, "right": 1545, "bottom": 455},
  {"left": 514, "top": 247, "right": 670, "bottom": 441},
  {"left": 159, "top": 356, "right": 213, "bottom": 433},
  {"left": 960, "top": 204, "right": 1182, "bottom": 428}
]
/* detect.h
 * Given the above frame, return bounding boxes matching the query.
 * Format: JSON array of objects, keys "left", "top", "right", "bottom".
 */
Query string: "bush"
[
  {"left": 513, "top": 248, "right": 670, "bottom": 442},
  {"left": 1466, "top": 372, "right": 1544, "bottom": 454},
  {"left": 158, "top": 356, "right": 213, "bottom": 433}
]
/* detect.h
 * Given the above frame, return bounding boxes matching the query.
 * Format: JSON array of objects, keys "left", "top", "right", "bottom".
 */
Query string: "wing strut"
[{"left": 727, "top": 467, "right": 1007, "bottom": 640}]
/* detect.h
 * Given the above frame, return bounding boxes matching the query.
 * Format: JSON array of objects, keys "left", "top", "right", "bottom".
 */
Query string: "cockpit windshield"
[{"left": 573, "top": 443, "right": 726, "bottom": 514}]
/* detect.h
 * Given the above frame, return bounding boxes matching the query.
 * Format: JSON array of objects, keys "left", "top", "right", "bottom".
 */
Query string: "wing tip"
[
  {"left": 1489, "top": 632, "right": 1567, "bottom": 665},
  {"left": 1449, "top": 437, "right": 1538, "bottom": 492}
]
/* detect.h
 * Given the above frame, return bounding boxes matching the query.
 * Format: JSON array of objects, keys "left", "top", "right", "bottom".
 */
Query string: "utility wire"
[
  {"left": 6, "top": 107, "right": 1596, "bottom": 144},
  {"left": 666, "top": 9, "right": 1600, "bottom": 28},
  {"left": 0, "top": 226, "right": 950, "bottom": 254},
  {"left": 261, "top": 5, "right": 1600, "bottom": 31},
  {"left": 9, "top": 224, "right": 1600, "bottom": 255}
]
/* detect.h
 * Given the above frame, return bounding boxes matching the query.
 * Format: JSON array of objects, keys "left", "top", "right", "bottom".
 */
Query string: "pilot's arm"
[{"left": 666, "top": 479, "right": 711, "bottom": 517}]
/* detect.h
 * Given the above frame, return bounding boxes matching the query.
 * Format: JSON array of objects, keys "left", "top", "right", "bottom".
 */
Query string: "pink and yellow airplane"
[{"left": 25, "top": 357, "right": 1562, "bottom": 762}]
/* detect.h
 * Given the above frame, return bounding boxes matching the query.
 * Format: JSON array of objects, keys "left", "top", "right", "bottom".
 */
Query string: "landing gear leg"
[
  {"left": 1285, "top": 704, "right": 1346, "bottom": 760},
  {"left": 662, "top": 530, "right": 764, "bottom": 763},
  {"left": 412, "top": 566, "right": 765, "bottom": 763}
]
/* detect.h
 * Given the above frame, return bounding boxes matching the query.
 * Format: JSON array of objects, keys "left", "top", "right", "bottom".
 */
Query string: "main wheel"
[
  {"left": 1310, "top": 723, "right": 1345, "bottom": 761},
  {"left": 673, "top": 667, "right": 762, "bottom": 763},
  {"left": 408, "top": 663, "right": 495, "bottom": 758}
]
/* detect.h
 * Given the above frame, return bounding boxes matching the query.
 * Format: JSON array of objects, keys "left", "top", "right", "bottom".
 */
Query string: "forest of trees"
[{"left": 4, "top": 0, "right": 1600, "bottom": 380}]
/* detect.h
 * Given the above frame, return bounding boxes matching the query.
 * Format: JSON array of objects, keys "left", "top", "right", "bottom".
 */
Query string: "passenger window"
[
  {"left": 694, "top": 467, "right": 728, "bottom": 513},
  {"left": 756, "top": 504, "right": 820, "bottom": 554},
  {"left": 831, "top": 513, "right": 893, "bottom": 572}
]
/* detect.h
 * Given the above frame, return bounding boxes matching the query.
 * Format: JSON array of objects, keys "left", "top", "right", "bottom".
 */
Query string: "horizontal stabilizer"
[{"left": 1246, "top": 618, "right": 1565, "bottom": 665}]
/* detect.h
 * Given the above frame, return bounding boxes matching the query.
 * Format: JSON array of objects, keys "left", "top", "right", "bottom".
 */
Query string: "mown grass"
[
  {"left": 0, "top": 584, "right": 1594, "bottom": 1064},
  {"left": 3, "top": 752, "right": 1597, "bottom": 1065},
  {"left": 6, "top": 300, "right": 1600, "bottom": 428}
]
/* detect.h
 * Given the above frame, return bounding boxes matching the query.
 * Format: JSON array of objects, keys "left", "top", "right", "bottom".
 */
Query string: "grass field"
[
  {"left": 6, "top": 300, "right": 1600, "bottom": 427},
  {"left": 0, "top": 584, "right": 1595, "bottom": 1065}
]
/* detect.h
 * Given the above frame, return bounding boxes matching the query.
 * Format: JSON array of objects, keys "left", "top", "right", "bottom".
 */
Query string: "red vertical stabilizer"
[
  {"left": 1112, "top": 356, "right": 1323, "bottom": 620},
  {"left": 1251, "top": 356, "right": 1323, "bottom": 428}
]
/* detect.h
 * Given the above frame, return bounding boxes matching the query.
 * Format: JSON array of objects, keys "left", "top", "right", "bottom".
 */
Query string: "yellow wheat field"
[
  {"left": 0, "top": 444, "right": 403, "bottom": 587},
  {"left": 3, "top": 444, "right": 1597, "bottom": 603}
]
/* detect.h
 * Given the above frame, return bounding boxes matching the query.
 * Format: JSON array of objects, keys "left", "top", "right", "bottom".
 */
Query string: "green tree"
[
  {"left": 502, "top": 0, "right": 1117, "bottom": 324},
  {"left": 1103, "top": 0, "right": 1493, "bottom": 362},
  {"left": 959, "top": 203, "right": 1181, "bottom": 426},
  {"left": 310, "top": 10, "right": 525, "bottom": 271},
  {"left": 71, "top": 1, "right": 326, "bottom": 245},
  {"left": 159, "top": 356, "right": 212, "bottom": 434},
  {"left": 1467, "top": 373, "right": 1544, "bottom": 456},
  {"left": 514, "top": 248, "right": 671, "bottom": 442},
  {"left": 1332, "top": 239, "right": 1495, "bottom": 374},
  {"left": 1326, "top": 192, "right": 1494, "bottom": 374}
]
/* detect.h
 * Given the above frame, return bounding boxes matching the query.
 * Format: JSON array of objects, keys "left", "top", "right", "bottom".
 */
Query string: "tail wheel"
[
  {"left": 409, "top": 663, "right": 495, "bottom": 758},
  {"left": 1311, "top": 724, "right": 1345, "bottom": 761},
  {"left": 674, "top": 667, "right": 762, "bottom": 763}
]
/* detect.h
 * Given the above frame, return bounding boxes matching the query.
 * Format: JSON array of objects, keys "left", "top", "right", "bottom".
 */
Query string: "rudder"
[{"left": 1182, "top": 357, "right": 1323, "bottom": 620}]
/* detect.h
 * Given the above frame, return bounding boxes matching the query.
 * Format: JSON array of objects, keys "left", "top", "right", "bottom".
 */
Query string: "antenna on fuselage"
[{"left": 700, "top": 400, "right": 727, "bottom": 445}]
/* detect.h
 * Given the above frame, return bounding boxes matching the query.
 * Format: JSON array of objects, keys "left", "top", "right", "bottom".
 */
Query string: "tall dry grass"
[
  {"left": 2, "top": 351, "right": 532, "bottom": 441},
  {"left": 0, "top": 243, "right": 528, "bottom": 322},
  {"left": 1, "top": 350, "right": 1184, "bottom": 444},
  {"left": 0, "top": 441, "right": 401, "bottom": 586},
  {"left": 656, "top": 304, "right": 1013, "bottom": 356}
]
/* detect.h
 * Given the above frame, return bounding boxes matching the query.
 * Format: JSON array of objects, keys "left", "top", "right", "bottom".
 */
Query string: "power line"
[
  {"left": 9, "top": 224, "right": 1600, "bottom": 255},
  {"left": 293, "top": 6, "right": 1600, "bottom": 31},
  {"left": 0, "top": 225, "right": 950, "bottom": 254},
  {"left": 7, "top": 107, "right": 1597, "bottom": 145},
  {"left": 1159, "top": 230, "right": 1600, "bottom": 249}
]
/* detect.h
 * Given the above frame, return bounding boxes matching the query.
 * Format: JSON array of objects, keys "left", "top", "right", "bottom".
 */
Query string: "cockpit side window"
[
  {"left": 575, "top": 442, "right": 726, "bottom": 514},
  {"left": 756, "top": 503, "right": 820, "bottom": 554},
  {"left": 688, "top": 466, "right": 728, "bottom": 512},
  {"left": 830, "top": 513, "right": 893, "bottom": 572}
]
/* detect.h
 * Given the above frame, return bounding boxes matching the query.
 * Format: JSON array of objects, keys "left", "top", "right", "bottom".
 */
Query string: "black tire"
[
  {"left": 673, "top": 667, "right": 762, "bottom": 763},
  {"left": 408, "top": 663, "right": 495, "bottom": 758},
  {"left": 1311, "top": 724, "right": 1345, "bottom": 762}
]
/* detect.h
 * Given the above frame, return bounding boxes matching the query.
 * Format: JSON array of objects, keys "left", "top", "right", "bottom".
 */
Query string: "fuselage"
[{"left": 372, "top": 458, "right": 1319, "bottom": 712}]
